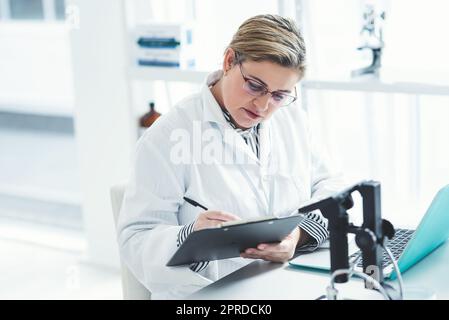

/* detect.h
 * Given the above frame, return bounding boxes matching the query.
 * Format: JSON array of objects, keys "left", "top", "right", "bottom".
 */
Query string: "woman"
[{"left": 118, "top": 14, "right": 345, "bottom": 299}]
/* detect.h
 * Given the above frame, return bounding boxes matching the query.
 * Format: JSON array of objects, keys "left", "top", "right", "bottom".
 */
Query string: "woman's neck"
[
  {"left": 210, "top": 78, "right": 249, "bottom": 130},
  {"left": 210, "top": 78, "right": 225, "bottom": 109}
]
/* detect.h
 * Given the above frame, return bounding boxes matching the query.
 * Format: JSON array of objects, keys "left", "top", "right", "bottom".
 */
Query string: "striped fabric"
[
  {"left": 220, "top": 108, "right": 261, "bottom": 159},
  {"left": 297, "top": 211, "right": 329, "bottom": 252},
  {"left": 177, "top": 221, "right": 209, "bottom": 272},
  {"left": 176, "top": 106, "right": 330, "bottom": 273}
]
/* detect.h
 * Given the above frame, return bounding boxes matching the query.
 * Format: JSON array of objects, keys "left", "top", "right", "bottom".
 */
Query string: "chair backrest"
[{"left": 110, "top": 183, "right": 152, "bottom": 300}]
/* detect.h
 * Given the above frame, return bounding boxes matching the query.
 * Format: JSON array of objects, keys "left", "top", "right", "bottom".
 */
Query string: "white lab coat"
[{"left": 117, "top": 71, "right": 346, "bottom": 299}]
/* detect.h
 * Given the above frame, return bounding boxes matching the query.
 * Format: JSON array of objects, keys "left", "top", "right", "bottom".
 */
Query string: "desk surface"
[{"left": 189, "top": 240, "right": 449, "bottom": 300}]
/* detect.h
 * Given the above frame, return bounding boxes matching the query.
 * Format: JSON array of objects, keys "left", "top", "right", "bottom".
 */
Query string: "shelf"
[
  {"left": 128, "top": 66, "right": 208, "bottom": 83},
  {"left": 128, "top": 67, "right": 449, "bottom": 96},
  {"left": 0, "top": 98, "right": 74, "bottom": 117},
  {"left": 301, "top": 79, "right": 449, "bottom": 96},
  {"left": 0, "top": 184, "right": 81, "bottom": 206}
]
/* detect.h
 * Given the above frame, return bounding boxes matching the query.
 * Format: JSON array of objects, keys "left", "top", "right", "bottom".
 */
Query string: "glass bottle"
[{"left": 139, "top": 101, "right": 161, "bottom": 135}]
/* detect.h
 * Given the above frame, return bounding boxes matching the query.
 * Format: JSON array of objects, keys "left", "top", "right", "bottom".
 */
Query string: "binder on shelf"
[{"left": 130, "top": 22, "right": 195, "bottom": 69}]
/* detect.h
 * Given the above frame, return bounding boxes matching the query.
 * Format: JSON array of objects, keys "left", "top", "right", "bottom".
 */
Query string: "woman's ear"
[{"left": 222, "top": 48, "right": 235, "bottom": 74}]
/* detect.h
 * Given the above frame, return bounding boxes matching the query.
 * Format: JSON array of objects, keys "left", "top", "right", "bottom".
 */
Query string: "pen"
[{"left": 183, "top": 197, "right": 209, "bottom": 211}]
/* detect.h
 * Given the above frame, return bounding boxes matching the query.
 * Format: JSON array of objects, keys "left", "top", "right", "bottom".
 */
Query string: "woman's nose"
[{"left": 253, "top": 94, "right": 271, "bottom": 112}]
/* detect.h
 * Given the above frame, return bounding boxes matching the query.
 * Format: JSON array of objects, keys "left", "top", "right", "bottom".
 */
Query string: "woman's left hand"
[{"left": 240, "top": 227, "right": 307, "bottom": 263}]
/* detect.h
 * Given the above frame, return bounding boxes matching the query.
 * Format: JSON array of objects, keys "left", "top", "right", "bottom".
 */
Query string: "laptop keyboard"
[{"left": 349, "top": 228, "right": 415, "bottom": 268}]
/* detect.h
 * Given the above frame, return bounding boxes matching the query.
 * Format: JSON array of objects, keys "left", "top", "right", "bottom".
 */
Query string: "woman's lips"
[{"left": 243, "top": 108, "right": 262, "bottom": 120}]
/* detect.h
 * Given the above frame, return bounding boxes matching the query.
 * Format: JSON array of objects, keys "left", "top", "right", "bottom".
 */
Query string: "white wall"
[
  {"left": 0, "top": 22, "right": 73, "bottom": 115},
  {"left": 68, "top": 0, "right": 137, "bottom": 268}
]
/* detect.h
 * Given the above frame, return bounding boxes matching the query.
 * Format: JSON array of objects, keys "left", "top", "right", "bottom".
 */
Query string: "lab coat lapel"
[
  {"left": 201, "top": 84, "right": 259, "bottom": 165},
  {"left": 221, "top": 129, "right": 260, "bottom": 165},
  {"left": 201, "top": 84, "right": 268, "bottom": 212},
  {"left": 258, "top": 120, "right": 272, "bottom": 173}
]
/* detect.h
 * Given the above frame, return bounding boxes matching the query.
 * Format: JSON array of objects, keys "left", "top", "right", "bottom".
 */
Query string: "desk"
[{"left": 189, "top": 240, "right": 449, "bottom": 299}]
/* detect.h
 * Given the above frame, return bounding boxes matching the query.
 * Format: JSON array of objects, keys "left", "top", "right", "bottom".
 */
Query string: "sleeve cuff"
[
  {"left": 177, "top": 221, "right": 195, "bottom": 247},
  {"left": 176, "top": 221, "right": 210, "bottom": 273},
  {"left": 297, "top": 211, "right": 329, "bottom": 253}
]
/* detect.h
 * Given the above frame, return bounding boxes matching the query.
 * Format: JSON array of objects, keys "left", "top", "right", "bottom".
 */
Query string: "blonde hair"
[{"left": 227, "top": 14, "right": 306, "bottom": 77}]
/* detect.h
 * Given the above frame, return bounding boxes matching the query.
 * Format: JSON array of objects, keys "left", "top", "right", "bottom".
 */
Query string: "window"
[
  {"left": 9, "top": 0, "right": 44, "bottom": 20},
  {"left": 54, "top": 0, "right": 65, "bottom": 20},
  {"left": 301, "top": 0, "right": 449, "bottom": 227},
  {"left": 0, "top": 0, "right": 65, "bottom": 21}
]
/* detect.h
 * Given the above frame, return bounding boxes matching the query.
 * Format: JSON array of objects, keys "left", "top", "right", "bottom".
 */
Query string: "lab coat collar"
[
  {"left": 201, "top": 70, "right": 230, "bottom": 127},
  {"left": 201, "top": 70, "right": 272, "bottom": 166}
]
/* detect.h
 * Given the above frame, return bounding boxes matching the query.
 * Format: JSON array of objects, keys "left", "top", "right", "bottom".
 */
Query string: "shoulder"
[{"left": 270, "top": 102, "right": 310, "bottom": 135}]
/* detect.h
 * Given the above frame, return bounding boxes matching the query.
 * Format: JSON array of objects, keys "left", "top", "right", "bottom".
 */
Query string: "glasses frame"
[{"left": 238, "top": 62, "right": 297, "bottom": 107}]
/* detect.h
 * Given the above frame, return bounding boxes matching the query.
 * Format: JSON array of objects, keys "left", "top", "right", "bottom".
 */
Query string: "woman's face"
[{"left": 219, "top": 49, "right": 301, "bottom": 129}]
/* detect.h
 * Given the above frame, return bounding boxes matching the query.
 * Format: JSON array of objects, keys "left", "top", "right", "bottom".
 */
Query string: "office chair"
[{"left": 110, "top": 183, "right": 152, "bottom": 300}]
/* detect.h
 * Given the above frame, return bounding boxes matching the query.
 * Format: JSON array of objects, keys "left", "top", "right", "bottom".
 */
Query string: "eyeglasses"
[{"left": 238, "top": 62, "right": 297, "bottom": 107}]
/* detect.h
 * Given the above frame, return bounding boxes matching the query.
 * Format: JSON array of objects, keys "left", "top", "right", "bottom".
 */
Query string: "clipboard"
[{"left": 166, "top": 214, "right": 304, "bottom": 266}]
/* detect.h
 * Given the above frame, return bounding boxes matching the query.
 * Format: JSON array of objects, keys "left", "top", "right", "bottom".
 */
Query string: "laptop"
[{"left": 289, "top": 185, "right": 449, "bottom": 279}]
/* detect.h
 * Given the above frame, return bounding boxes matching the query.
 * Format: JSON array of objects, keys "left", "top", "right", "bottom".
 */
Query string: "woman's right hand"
[{"left": 193, "top": 211, "right": 241, "bottom": 231}]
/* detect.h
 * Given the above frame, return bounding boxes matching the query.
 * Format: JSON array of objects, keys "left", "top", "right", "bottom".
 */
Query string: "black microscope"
[
  {"left": 351, "top": 5, "right": 386, "bottom": 78},
  {"left": 298, "top": 180, "right": 400, "bottom": 299}
]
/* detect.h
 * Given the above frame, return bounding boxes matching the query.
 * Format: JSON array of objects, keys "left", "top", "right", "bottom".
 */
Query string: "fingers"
[
  {"left": 193, "top": 211, "right": 241, "bottom": 231},
  {"left": 240, "top": 239, "right": 294, "bottom": 262},
  {"left": 256, "top": 242, "right": 286, "bottom": 253},
  {"left": 204, "top": 211, "right": 241, "bottom": 222},
  {"left": 240, "top": 248, "right": 286, "bottom": 262}
]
